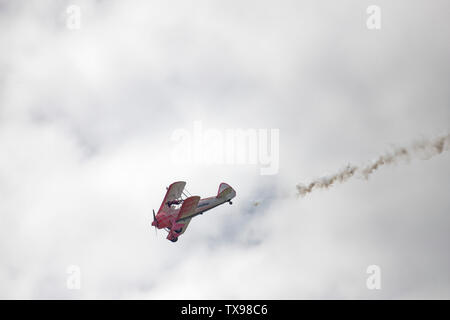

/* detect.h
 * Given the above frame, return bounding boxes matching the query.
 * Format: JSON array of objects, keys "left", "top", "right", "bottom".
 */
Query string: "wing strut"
[{"left": 182, "top": 188, "right": 192, "bottom": 199}]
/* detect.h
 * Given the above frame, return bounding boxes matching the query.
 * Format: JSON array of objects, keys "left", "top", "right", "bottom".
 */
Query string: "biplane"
[{"left": 151, "top": 181, "right": 236, "bottom": 242}]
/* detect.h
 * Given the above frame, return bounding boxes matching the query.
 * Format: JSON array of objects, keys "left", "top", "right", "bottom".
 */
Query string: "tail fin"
[{"left": 216, "top": 182, "right": 236, "bottom": 200}]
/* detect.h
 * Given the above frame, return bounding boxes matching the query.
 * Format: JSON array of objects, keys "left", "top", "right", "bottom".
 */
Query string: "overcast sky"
[{"left": 1, "top": 0, "right": 450, "bottom": 299}]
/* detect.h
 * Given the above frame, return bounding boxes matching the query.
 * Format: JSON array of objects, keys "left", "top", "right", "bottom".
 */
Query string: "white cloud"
[{"left": 1, "top": 0, "right": 450, "bottom": 299}]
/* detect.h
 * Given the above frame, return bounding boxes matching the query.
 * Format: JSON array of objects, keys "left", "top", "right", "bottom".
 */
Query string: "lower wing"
[
  {"left": 177, "top": 218, "right": 192, "bottom": 235},
  {"left": 176, "top": 196, "right": 200, "bottom": 221}
]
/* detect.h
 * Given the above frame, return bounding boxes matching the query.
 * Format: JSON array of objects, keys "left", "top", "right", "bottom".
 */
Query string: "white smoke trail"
[{"left": 296, "top": 133, "right": 450, "bottom": 197}]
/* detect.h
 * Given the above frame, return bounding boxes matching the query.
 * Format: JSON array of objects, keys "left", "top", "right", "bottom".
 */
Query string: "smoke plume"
[{"left": 296, "top": 133, "right": 450, "bottom": 197}]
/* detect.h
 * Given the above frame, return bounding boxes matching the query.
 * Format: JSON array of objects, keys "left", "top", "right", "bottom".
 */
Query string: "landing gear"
[
  {"left": 170, "top": 237, "right": 178, "bottom": 242},
  {"left": 228, "top": 200, "right": 233, "bottom": 205}
]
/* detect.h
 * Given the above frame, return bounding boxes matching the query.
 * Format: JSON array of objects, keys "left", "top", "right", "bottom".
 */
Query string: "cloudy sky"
[{"left": 1, "top": 0, "right": 449, "bottom": 299}]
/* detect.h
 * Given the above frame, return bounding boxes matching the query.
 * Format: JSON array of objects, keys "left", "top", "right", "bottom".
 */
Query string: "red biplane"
[{"left": 151, "top": 181, "right": 236, "bottom": 242}]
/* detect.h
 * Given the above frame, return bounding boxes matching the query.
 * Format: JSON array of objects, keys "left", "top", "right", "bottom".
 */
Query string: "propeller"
[{"left": 152, "top": 209, "right": 158, "bottom": 236}]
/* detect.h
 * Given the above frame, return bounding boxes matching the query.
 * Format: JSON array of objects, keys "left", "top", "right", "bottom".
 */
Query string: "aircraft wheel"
[
  {"left": 229, "top": 201, "right": 233, "bottom": 205},
  {"left": 170, "top": 237, "right": 178, "bottom": 243}
]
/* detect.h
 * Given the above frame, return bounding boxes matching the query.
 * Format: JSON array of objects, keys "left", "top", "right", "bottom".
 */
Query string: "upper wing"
[
  {"left": 157, "top": 181, "right": 186, "bottom": 214},
  {"left": 176, "top": 196, "right": 200, "bottom": 221}
]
